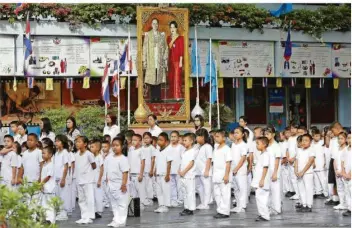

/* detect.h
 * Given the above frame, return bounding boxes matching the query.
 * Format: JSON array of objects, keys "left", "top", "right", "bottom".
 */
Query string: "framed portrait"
[{"left": 137, "top": 6, "right": 190, "bottom": 121}]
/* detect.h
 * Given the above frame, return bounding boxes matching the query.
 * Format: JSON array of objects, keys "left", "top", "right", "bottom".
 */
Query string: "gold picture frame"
[{"left": 136, "top": 6, "right": 190, "bottom": 122}]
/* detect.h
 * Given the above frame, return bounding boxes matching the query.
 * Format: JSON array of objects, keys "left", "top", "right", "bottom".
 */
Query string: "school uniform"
[
  {"left": 324, "top": 146, "right": 331, "bottom": 193},
  {"left": 267, "top": 141, "right": 282, "bottom": 214},
  {"left": 13, "top": 134, "right": 21, "bottom": 144},
  {"left": 54, "top": 149, "right": 70, "bottom": 220},
  {"left": 22, "top": 148, "right": 43, "bottom": 182},
  {"left": 0, "top": 150, "right": 18, "bottom": 188},
  {"left": 103, "top": 124, "right": 120, "bottom": 140},
  {"left": 195, "top": 143, "right": 213, "bottom": 209},
  {"left": 169, "top": 144, "right": 185, "bottom": 206},
  {"left": 102, "top": 151, "right": 112, "bottom": 208},
  {"left": 230, "top": 141, "right": 248, "bottom": 212},
  {"left": 66, "top": 152, "right": 73, "bottom": 214},
  {"left": 128, "top": 147, "right": 147, "bottom": 208},
  {"left": 70, "top": 152, "right": 77, "bottom": 211},
  {"left": 75, "top": 150, "right": 96, "bottom": 224},
  {"left": 312, "top": 141, "right": 328, "bottom": 197},
  {"left": 296, "top": 147, "right": 315, "bottom": 209},
  {"left": 39, "top": 131, "right": 56, "bottom": 142},
  {"left": 342, "top": 147, "right": 351, "bottom": 212},
  {"left": 148, "top": 125, "right": 163, "bottom": 137},
  {"left": 93, "top": 153, "right": 104, "bottom": 215},
  {"left": 142, "top": 145, "right": 154, "bottom": 204},
  {"left": 335, "top": 146, "right": 348, "bottom": 210},
  {"left": 247, "top": 141, "right": 254, "bottom": 198},
  {"left": 16, "top": 134, "right": 28, "bottom": 145},
  {"left": 213, "top": 144, "right": 232, "bottom": 216},
  {"left": 40, "top": 161, "right": 56, "bottom": 224},
  {"left": 251, "top": 150, "right": 271, "bottom": 221},
  {"left": 105, "top": 154, "right": 130, "bottom": 227},
  {"left": 154, "top": 146, "right": 173, "bottom": 212},
  {"left": 180, "top": 148, "right": 197, "bottom": 211},
  {"left": 14, "top": 154, "right": 22, "bottom": 189},
  {"left": 287, "top": 136, "right": 299, "bottom": 198},
  {"left": 280, "top": 140, "right": 290, "bottom": 195}
]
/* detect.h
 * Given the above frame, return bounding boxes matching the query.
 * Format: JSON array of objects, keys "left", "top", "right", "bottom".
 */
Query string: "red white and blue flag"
[
  {"left": 101, "top": 62, "right": 110, "bottom": 106},
  {"left": 112, "top": 60, "right": 119, "bottom": 97}
]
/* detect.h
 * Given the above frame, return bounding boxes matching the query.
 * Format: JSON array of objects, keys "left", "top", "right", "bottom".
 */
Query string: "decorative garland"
[{"left": 0, "top": 3, "right": 350, "bottom": 38}]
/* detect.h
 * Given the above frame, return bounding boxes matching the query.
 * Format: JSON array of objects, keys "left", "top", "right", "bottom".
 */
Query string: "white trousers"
[
  {"left": 41, "top": 193, "right": 56, "bottom": 224},
  {"left": 247, "top": 172, "right": 252, "bottom": 197},
  {"left": 313, "top": 170, "right": 328, "bottom": 196},
  {"left": 71, "top": 178, "right": 77, "bottom": 211},
  {"left": 270, "top": 179, "right": 282, "bottom": 213},
  {"left": 130, "top": 174, "right": 146, "bottom": 205},
  {"left": 233, "top": 174, "right": 247, "bottom": 210},
  {"left": 344, "top": 180, "right": 351, "bottom": 210},
  {"left": 256, "top": 188, "right": 270, "bottom": 220},
  {"left": 152, "top": 176, "right": 157, "bottom": 197},
  {"left": 170, "top": 174, "right": 183, "bottom": 204},
  {"left": 281, "top": 165, "right": 291, "bottom": 193},
  {"left": 156, "top": 175, "right": 171, "bottom": 207},
  {"left": 336, "top": 177, "right": 346, "bottom": 207},
  {"left": 289, "top": 165, "right": 299, "bottom": 193},
  {"left": 180, "top": 177, "right": 196, "bottom": 211},
  {"left": 213, "top": 182, "right": 231, "bottom": 215},
  {"left": 55, "top": 180, "right": 70, "bottom": 215},
  {"left": 103, "top": 180, "right": 110, "bottom": 206},
  {"left": 297, "top": 173, "right": 314, "bottom": 208},
  {"left": 108, "top": 181, "right": 129, "bottom": 226},
  {"left": 77, "top": 183, "right": 95, "bottom": 220},
  {"left": 94, "top": 183, "right": 104, "bottom": 213},
  {"left": 144, "top": 173, "right": 154, "bottom": 199},
  {"left": 195, "top": 175, "right": 212, "bottom": 206}
]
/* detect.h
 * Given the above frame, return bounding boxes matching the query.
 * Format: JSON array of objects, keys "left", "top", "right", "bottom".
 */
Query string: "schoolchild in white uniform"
[
  {"left": 147, "top": 114, "right": 163, "bottom": 137},
  {"left": 0, "top": 135, "right": 17, "bottom": 188},
  {"left": 154, "top": 132, "right": 173, "bottom": 213},
  {"left": 9, "top": 121, "right": 20, "bottom": 144},
  {"left": 16, "top": 122, "right": 28, "bottom": 146},
  {"left": 54, "top": 135, "right": 71, "bottom": 221},
  {"left": 169, "top": 131, "right": 185, "bottom": 207},
  {"left": 295, "top": 134, "right": 315, "bottom": 212},
  {"left": 142, "top": 132, "right": 155, "bottom": 206},
  {"left": 251, "top": 127, "right": 263, "bottom": 182},
  {"left": 252, "top": 137, "right": 271, "bottom": 222},
  {"left": 195, "top": 128, "right": 213, "bottom": 210},
  {"left": 90, "top": 139, "right": 105, "bottom": 218},
  {"left": 128, "top": 134, "right": 147, "bottom": 209},
  {"left": 264, "top": 127, "right": 282, "bottom": 215},
  {"left": 74, "top": 136, "right": 97, "bottom": 225},
  {"left": 322, "top": 130, "right": 332, "bottom": 200},
  {"left": 287, "top": 125, "right": 299, "bottom": 199},
  {"left": 333, "top": 132, "right": 348, "bottom": 210},
  {"left": 311, "top": 129, "right": 328, "bottom": 198},
  {"left": 101, "top": 140, "right": 112, "bottom": 208},
  {"left": 179, "top": 133, "right": 197, "bottom": 216},
  {"left": 40, "top": 146, "right": 56, "bottom": 224},
  {"left": 105, "top": 136, "right": 130, "bottom": 227},
  {"left": 65, "top": 140, "right": 74, "bottom": 215},
  {"left": 13, "top": 141, "right": 23, "bottom": 188},
  {"left": 341, "top": 132, "right": 351, "bottom": 217},
  {"left": 39, "top": 117, "right": 56, "bottom": 142},
  {"left": 212, "top": 129, "right": 232, "bottom": 219},
  {"left": 243, "top": 128, "right": 253, "bottom": 201},
  {"left": 280, "top": 128, "right": 291, "bottom": 196},
  {"left": 230, "top": 127, "right": 248, "bottom": 213}
]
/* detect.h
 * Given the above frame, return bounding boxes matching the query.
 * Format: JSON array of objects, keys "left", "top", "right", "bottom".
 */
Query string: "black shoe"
[
  {"left": 325, "top": 200, "right": 337, "bottom": 205},
  {"left": 295, "top": 203, "right": 303, "bottom": 209},
  {"left": 342, "top": 210, "right": 351, "bottom": 217},
  {"left": 313, "top": 194, "right": 318, "bottom": 199},
  {"left": 95, "top": 212, "right": 102, "bottom": 218},
  {"left": 306, "top": 207, "right": 312, "bottom": 212},
  {"left": 316, "top": 194, "right": 326, "bottom": 199},
  {"left": 187, "top": 210, "right": 194, "bottom": 215},
  {"left": 251, "top": 191, "right": 255, "bottom": 196},
  {"left": 255, "top": 216, "right": 269, "bottom": 222},
  {"left": 233, "top": 202, "right": 237, "bottom": 207},
  {"left": 214, "top": 213, "right": 229, "bottom": 219},
  {"left": 285, "top": 192, "right": 291, "bottom": 197},
  {"left": 152, "top": 197, "right": 158, "bottom": 202},
  {"left": 180, "top": 209, "right": 189, "bottom": 216},
  {"left": 332, "top": 201, "right": 340, "bottom": 206}
]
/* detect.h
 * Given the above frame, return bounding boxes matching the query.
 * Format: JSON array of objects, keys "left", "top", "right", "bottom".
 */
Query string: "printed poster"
[
  {"left": 189, "top": 39, "right": 218, "bottom": 77},
  {"left": 331, "top": 43, "right": 351, "bottom": 78},
  {"left": 218, "top": 41, "right": 274, "bottom": 77},
  {"left": 90, "top": 37, "right": 137, "bottom": 77},
  {"left": 281, "top": 42, "right": 332, "bottom": 78},
  {"left": 0, "top": 35, "right": 15, "bottom": 76},
  {"left": 25, "top": 36, "right": 90, "bottom": 77}
]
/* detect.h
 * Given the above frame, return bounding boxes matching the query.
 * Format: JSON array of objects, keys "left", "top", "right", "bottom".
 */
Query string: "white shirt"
[
  {"left": 148, "top": 125, "right": 163, "bottom": 137},
  {"left": 312, "top": 141, "right": 325, "bottom": 171},
  {"left": 155, "top": 146, "right": 173, "bottom": 175},
  {"left": 212, "top": 145, "right": 232, "bottom": 183},
  {"left": 103, "top": 125, "right": 120, "bottom": 140},
  {"left": 267, "top": 141, "right": 282, "bottom": 177},
  {"left": 54, "top": 149, "right": 70, "bottom": 180},
  {"left": 143, "top": 145, "right": 154, "bottom": 173},
  {"left": 195, "top": 143, "right": 213, "bottom": 176},
  {"left": 342, "top": 147, "right": 351, "bottom": 173},
  {"left": 22, "top": 148, "right": 43, "bottom": 182},
  {"left": 250, "top": 141, "right": 261, "bottom": 166},
  {"left": 65, "top": 129, "right": 81, "bottom": 142},
  {"left": 74, "top": 151, "right": 95, "bottom": 184},
  {"left": 0, "top": 151, "right": 18, "bottom": 181},
  {"left": 41, "top": 161, "right": 55, "bottom": 193},
  {"left": 288, "top": 136, "right": 298, "bottom": 158},
  {"left": 0, "top": 129, "right": 5, "bottom": 146},
  {"left": 93, "top": 154, "right": 104, "bottom": 182},
  {"left": 336, "top": 147, "right": 347, "bottom": 172},
  {"left": 16, "top": 134, "right": 28, "bottom": 145},
  {"left": 17, "top": 155, "right": 22, "bottom": 169},
  {"left": 180, "top": 148, "right": 197, "bottom": 178},
  {"left": 251, "top": 151, "right": 270, "bottom": 190},
  {"left": 280, "top": 141, "right": 288, "bottom": 159},
  {"left": 13, "top": 134, "right": 21, "bottom": 144},
  {"left": 169, "top": 144, "right": 186, "bottom": 174},
  {"left": 39, "top": 131, "right": 56, "bottom": 142},
  {"left": 244, "top": 127, "right": 254, "bottom": 143},
  {"left": 330, "top": 137, "right": 339, "bottom": 160},
  {"left": 105, "top": 154, "right": 129, "bottom": 183},
  {"left": 128, "top": 147, "right": 146, "bottom": 174},
  {"left": 231, "top": 141, "right": 248, "bottom": 175},
  {"left": 296, "top": 147, "right": 315, "bottom": 174},
  {"left": 324, "top": 146, "right": 331, "bottom": 170}
]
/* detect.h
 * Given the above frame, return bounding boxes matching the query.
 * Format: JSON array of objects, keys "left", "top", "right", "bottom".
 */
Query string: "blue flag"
[
  {"left": 270, "top": 3, "right": 293, "bottom": 17},
  {"left": 284, "top": 25, "right": 292, "bottom": 61},
  {"left": 191, "top": 39, "right": 201, "bottom": 76},
  {"left": 204, "top": 42, "right": 217, "bottom": 104}
]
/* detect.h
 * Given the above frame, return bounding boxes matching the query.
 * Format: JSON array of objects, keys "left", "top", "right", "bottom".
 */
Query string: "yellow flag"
[
  {"left": 46, "top": 78, "right": 54, "bottom": 90},
  {"left": 189, "top": 78, "right": 193, "bottom": 88},
  {"left": 333, "top": 78, "right": 339, "bottom": 89},
  {"left": 218, "top": 78, "right": 224, "bottom": 88},
  {"left": 247, "top": 77, "right": 253, "bottom": 89},
  {"left": 83, "top": 76, "right": 90, "bottom": 89},
  {"left": 120, "top": 77, "right": 126, "bottom": 89},
  {"left": 13, "top": 77, "right": 17, "bottom": 91},
  {"left": 305, "top": 78, "right": 311, "bottom": 88},
  {"left": 276, "top": 78, "right": 282, "bottom": 88}
]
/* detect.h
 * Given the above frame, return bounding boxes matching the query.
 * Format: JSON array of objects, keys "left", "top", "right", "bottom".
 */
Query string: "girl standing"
[
  {"left": 103, "top": 114, "right": 120, "bottom": 140},
  {"left": 65, "top": 117, "right": 81, "bottom": 142},
  {"left": 39, "top": 117, "right": 56, "bottom": 142}
]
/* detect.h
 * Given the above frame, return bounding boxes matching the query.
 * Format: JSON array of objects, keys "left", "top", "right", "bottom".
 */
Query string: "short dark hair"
[
  {"left": 43, "top": 146, "right": 55, "bottom": 155},
  {"left": 28, "top": 133, "right": 38, "bottom": 141},
  {"left": 195, "top": 128, "right": 210, "bottom": 144},
  {"left": 215, "top": 129, "right": 226, "bottom": 137},
  {"left": 183, "top": 133, "right": 195, "bottom": 142},
  {"left": 169, "top": 20, "right": 178, "bottom": 28},
  {"left": 132, "top": 134, "right": 142, "bottom": 141},
  {"left": 302, "top": 133, "right": 313, "bottom": 142},
  {"left": 330, "top": 121, "right": 343, "bottom": 130},
  {"left": 143, "top": 132, "right": 152, "bottom": 138},
  {"left": 148, "top": 114, "right": 157, "bottom": 121},
  {"left": 125, "top": 130, "right": 135, "bottom": 139},
  {"left": 256, "top": 137, "right": 269, "bottom": 148},
  {"left": 4, "top": 134, "right": 14, "bottom": 142},
  {"left": 239, "top": 116, "right": 248, "bottom": 124},
  {"left": 170, "top": 131, "right": 180, "bottom": 137},
  {"left": 91, "top": 138, "right": 102, "bottom": 150},
  {"left": 158, "top": 132, "right": 169, "bottom": 141},
  {"left": 10, "top": 121, "right": 19, "bottom": 126},
  {"left": 55, "top": 134, "right": 69, "bottom": 150},
  {"left": 298, "top": 126, "right": 307, "bottom": 133},
  {"left": 102, "top": 140, "right": 110, "bottom": 145},
  {"left": 311, "top": 129, "right": 321, "bottom": 136}
]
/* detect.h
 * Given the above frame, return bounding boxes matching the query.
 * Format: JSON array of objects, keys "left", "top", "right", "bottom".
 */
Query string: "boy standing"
[
  {"left": 21, "top": 133, "right": 43, "bottom": 183},
  {"left": 312, "top": 129, "right": 328, "bottom": 198},
  {"left": 0, "top": 135, "right": 17, "bottom": 188}
]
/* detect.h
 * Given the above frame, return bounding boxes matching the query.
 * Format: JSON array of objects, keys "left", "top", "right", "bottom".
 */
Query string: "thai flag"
[
  {"left": 112, "top": 60, "right": 119, "bottom": 97},
  {"left": 101, "top": 63, "right": 110, "bottom": 106},
  {"left": 14, "top": 3, "right": 24, "bottom": 14},
  {"left": 284, "top": 25, "right": 292, "bottom": 62},
  {"left": 119, "top": 46, "right": 127, "bottom": 72}
]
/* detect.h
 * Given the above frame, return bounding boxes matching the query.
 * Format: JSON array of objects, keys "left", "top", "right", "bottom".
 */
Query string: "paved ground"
[{"left": 58, "top": 195, "right": 351, "bottom": 228}]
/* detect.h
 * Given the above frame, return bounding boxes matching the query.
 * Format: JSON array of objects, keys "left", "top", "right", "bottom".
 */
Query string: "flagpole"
[
  {"left": 195, "top": 25, "right": 200, "bottom": 104},
  {"left": 104, "top": 55, "right": 108, "bottom": 126},
  {"left": 209, "top": 38, "right": 212, "bottom": 128},
  {"left": 215, "top": 59, "right": 220, "bottom": 129},
  {"left": 127, "top": 27, "right": 131, "bottom": 127},
  {"left": 117, "top": 51, "right": 121, "bottom": 130}
]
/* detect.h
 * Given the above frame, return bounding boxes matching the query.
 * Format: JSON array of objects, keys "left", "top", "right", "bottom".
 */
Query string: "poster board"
[
  {"left": 331, "top": 43, "right": 351, "bottom": 78},
  {"left": 0, "top": 35, "right": 15, "bottom": 76}
]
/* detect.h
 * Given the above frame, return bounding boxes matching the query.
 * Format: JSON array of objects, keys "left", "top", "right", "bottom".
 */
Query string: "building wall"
[{"left": 338, "top": 81, "right": 351, "bottom": 127}]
